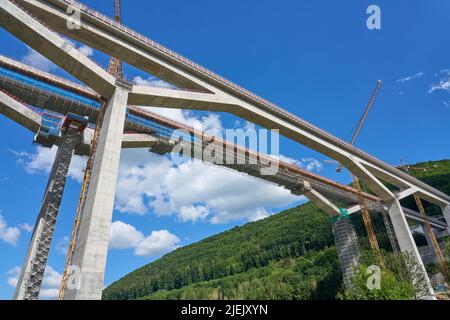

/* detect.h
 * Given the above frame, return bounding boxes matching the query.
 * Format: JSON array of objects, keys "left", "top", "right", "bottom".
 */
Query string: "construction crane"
[
  {"left": 338, "top": 80, "right": 384, "bottom": 262},
  {"left": 59, "top": 0, "right": 123, "bottom": 299},
  {"left": 414, "top": 195, "right": 449, "bottom": 280},
  {"left": 107, "top": 0, "right": 123, "bottom": 79},
  {"left": 337, "top": 80, "right": 383, "bottom": 173}
]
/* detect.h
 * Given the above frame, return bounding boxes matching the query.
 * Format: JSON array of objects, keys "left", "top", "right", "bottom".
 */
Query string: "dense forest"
[{"left": 103, "top": 159, "right": 450, "bottom": 300}]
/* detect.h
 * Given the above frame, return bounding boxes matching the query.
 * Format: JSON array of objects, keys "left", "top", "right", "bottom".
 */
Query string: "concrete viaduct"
[{"left": 0, "top": 0, "right": 449, "bottom": 300}]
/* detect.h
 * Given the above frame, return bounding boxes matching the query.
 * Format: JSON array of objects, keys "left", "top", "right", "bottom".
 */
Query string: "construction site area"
[{"left": 0, "top": 0, "right": 449, "bottom": 301}]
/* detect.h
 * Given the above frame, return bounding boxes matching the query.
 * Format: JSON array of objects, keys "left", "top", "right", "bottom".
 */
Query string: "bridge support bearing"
[
  {"left": 63, "top": 88, "right": 128, "bottom": 300},
  {"left": 14, "top": 126, "right": 82, "bottom": 300},
  {"left": 387, "top": 200, "right": 436, "bottom": 299},
  {"left": 331, "top": 217, "right": 360, "bottom": 292}
]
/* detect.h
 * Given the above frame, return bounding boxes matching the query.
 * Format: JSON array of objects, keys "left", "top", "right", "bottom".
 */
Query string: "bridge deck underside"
[{"left": 0, "top": 59, "right": 446, "bottom": 231}]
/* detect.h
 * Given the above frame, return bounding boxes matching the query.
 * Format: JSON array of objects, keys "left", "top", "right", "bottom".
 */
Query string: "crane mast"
[
  {"left": 108, "top": 0, "right": 123, "bottom": 79},
  {"left": 414, "top": 195, "right": 449, "bottom": 279}
]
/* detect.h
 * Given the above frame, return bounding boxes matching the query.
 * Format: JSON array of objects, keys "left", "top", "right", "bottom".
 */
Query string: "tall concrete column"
[
  {"left": 441, "top": 204, "right": 450, "bottom": 234},
  {"left": 387, "top": 200, "right": 435, "bottom": 299},
  {"left": 63, "top": 87, "right": 128, "bottom": 300},
  {"left": 331, "top": 217, "right": 360, "bottom": 291}
]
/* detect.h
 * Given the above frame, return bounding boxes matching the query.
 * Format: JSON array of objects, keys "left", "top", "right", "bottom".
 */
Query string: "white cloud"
[
  {"left": 444, "top": 101, "right": 450, "bottom": 109},
  {"left": 19, "top": 223, "right": 33, "bottom": 233},
  {"left": 115, "top": 150, "right": 302, "bottom": 224},
  {"left": 134, "top": 230, "right": 180, "bottom": 257},
  {"left": 40, "top": 288, "right": 60, "bottom": 299},
  {"left": 6, "top": 265, "right": 62, "bottom": 300},
  {"left": 109, "top": 221, "right": 180, "bottom": 257},
  {"left": 78, "top": 45, "right": 94, "bottom": 57},
  {"left": 41, "top": 266, "right": 62, "bottom": 289},
  {"left": 0, "top": 215, "right": 20, "bottom": 246},
  {"left": 302, "top": 158, "right": 324, "bottom": 172},
  {"left": 211, "top": 207, "right": 271, "bottom": 224},
  {"left": 55, "top": 236, "right": 70, "bottom": 255},
  {"left": 109, "top": 221, "right": 144, "bottom": 250},
  {"left": 21, "top": 47, "right": 54, "bottom": 73},
  {"left": 11, "top": 146, "right": 86, "bottom": 183},
  {"left": 397, "top": 72, "right": 424, "bottom": 83},
  {"left": 6, "top": 266, "right": 21, "bottom": 287},
  {"left": 179, "top": 205, "right": 209, "bottom": 223},
  {"left": 133, "top": 76, "right": 175, "bottom": 89},
  {"left": 243, "top": 121, "right": 256, "bottom": 131},
  {"left": 429, "top": 70, "right": 450, "bottom": 93}
]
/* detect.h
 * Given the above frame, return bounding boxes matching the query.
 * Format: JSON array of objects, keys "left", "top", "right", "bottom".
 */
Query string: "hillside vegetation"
[{"left": 103, "top": 159, "right": 450, "bottom": 300}]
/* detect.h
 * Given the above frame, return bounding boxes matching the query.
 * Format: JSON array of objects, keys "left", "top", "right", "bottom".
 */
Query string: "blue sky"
[{"left": 0, "top": 0, "right": 449, "bottom": 299}]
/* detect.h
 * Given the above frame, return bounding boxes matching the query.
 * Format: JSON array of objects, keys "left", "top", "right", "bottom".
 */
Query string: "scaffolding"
[{"left": 15, "top": 115, "right": 87, "bottom": 300}]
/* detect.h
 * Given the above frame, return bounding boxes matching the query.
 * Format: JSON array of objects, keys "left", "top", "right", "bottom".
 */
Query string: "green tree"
[{"left": 342, "top": 250, "right": 431, "bottom": 300}]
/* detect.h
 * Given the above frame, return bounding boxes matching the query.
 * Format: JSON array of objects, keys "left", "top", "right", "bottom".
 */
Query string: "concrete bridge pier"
[
  {"left": 387, "top": 200, "right": 436, "bottom": 299},
  {"left": 63, "top": 86, "right": 128, "bottom": 300},
  {"left": 441, "top": 205, "right": 450, "bottom": 234}
]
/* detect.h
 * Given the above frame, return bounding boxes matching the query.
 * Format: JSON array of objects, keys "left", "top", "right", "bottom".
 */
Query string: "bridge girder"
[
  {"left": 0, "top": 0, "right": 448, "bottom": 300},
  {"left": 2, "top": 0, "right": 448, "bottom": 208}
]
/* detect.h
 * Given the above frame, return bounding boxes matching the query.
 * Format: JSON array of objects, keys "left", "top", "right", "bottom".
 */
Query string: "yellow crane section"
[{"left": 414, "top": 195, "right": 449, "bottom": 278}]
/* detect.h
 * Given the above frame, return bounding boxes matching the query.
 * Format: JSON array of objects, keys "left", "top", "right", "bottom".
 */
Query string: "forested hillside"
[{"left": 103, "top": 159, "right": 450, "bottom": 300}]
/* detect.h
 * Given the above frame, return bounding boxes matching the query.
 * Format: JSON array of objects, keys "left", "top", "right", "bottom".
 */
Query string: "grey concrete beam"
[
  {"left": 122, "top": 133, "right": 158, "bottom": 149},
  {"left": 345, "top": 202, "right": 447, "bottom": 232},
  {"left": 0, "top": 90, "right": 41, "bottom": 132},
  {"left": 18, "top": 0, "right": 214, "bottom": 92},
  {"left": 440, "top": 204, "right": 450, "bottom": 234},
  {"left": 0, "top": 0, "right": 116, "bottom": 98},
  {"left": 346, "top": 204, "right": 362, "bottom": 215},
  {"left": 10, "top": 0, "right": 450, "bottom": 207},
  {"left": 401, "top": 207, "right": 447, "bottom": 231},
  {"left": 362, "top": 160, "right": 449, "bottom": 207},
  {"left": 129, "top": 86, "right": 234, "bottom": 111},
  {"left": 301, "top": 181, "right": 340, "bottom": 216},
  {"left": 396, "top": 187, "right": 419, "bottom": 201},
  {"left": 387, "top": 200, "right": 435, "bottom": 299},
  {"left": 345, "top": 160, "right": 396, "bottom": 202}
]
